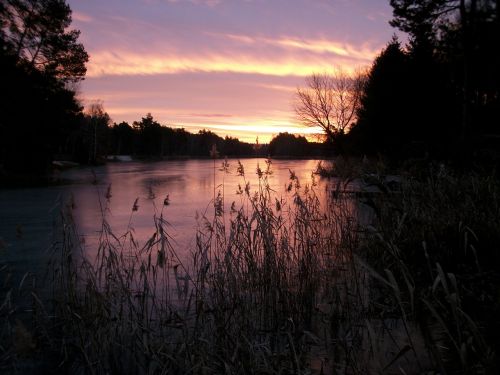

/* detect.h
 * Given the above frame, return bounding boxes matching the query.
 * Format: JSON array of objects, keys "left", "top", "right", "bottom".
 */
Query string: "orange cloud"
[
  {"left": 86, "top": 49, "right": 367, "bottom": 78},
  {"left": 217, "top": 33, "right": 378, "bottom": 62},
  {"left": 85, "top": 30, "right": 380, "bottom": 79},
  {"left": 254, "top": 83, "right": 297, "bottom": 92}
]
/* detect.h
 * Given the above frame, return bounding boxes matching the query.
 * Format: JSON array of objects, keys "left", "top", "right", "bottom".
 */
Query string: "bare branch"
[{"left": 294, "top": 67, "right": 367, "bottom": 142}]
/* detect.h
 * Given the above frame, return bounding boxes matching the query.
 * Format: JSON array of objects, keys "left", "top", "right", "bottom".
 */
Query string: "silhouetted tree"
[
  {"left": 0, "top": 0, "right": 88, "bottom": 81},
  {"left": 168, "top": 128, "right": 190, "bottom": 155},
  {"left": 111, "top": 122, "right": 134, "bottom": 155},
  {"left": 349, "top": 38, "right": 409, "bottom": 156},
  {"left": 348, "top": 2, "right": 499, "bottom": 161},
  {"left": 295, "top": 67, "right": 366, "bottom": 152},
  {"left": 84, "top": 102, "right": 111, "bottom": 163},
  {"left": 0, "top": 52, "right": 82, "bottom": 178},
  {"left": 268, "top": 133, "right": 309, "bottom": 157},
  {"left": 133, "top": 113, "right": 162, "bottom": 156},
  {"left": 192, "top": 130, "right": 224, "bottom": 157},
  {"left": 390, "top": 0, "right": 500, "bottom": 149},
  {"left": 0, "top": 0, "right": 87, "bottom": 181},
  {"left": 222, "top": 136, "right": 254, "bottom": 156},
  {"left": 350, "top": 36, "right": 459, "bottom": 158}
]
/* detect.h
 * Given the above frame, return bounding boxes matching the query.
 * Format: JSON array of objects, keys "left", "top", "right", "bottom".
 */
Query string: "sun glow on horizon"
[
  {"left": 91, "top": 102, "right": 322, "bottom": 143},
  {"left": 200, "top": 122, "right": 323, "bottom": 144}
]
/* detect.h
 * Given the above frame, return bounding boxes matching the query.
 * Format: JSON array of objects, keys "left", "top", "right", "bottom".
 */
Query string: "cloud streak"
[
  {"left": 86, "top": 49, "right": 368, "bottom": 78},
  {"left": 85, "top": 31, "right": 379, "bottom": 78},
  {"left": 72, "top": 11, "right": 93, "bottom": 23},
  {"left": 212, "top": 32, "right": 379, "bottom": 61}
]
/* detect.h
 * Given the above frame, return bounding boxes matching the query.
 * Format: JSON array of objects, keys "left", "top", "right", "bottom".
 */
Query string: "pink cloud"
[{"left": 72, "top": 11, "right": 93, "bottom": 23}]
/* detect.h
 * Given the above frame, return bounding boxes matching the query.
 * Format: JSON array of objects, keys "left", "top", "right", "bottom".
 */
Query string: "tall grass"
[
  {"left": 356, "top": 165, "right": 500, "bottom": 374},
  {"left": 1, "top": 160, "right": 499, "bottom": 374}
]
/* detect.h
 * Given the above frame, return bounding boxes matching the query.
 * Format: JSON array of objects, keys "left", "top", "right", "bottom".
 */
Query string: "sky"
[{"left": 67, "top": 0, "right": 401, "bottom": 143}]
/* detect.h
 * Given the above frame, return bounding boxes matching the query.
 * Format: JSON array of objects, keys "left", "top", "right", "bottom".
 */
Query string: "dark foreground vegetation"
[{"left": 1, "top": 160, "right": 500, "bottom": 374}]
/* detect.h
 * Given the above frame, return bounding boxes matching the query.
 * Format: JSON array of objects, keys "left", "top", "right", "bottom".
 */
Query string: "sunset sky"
[{"left": 67, "top": 0, "right": 402, "bottom": 143}]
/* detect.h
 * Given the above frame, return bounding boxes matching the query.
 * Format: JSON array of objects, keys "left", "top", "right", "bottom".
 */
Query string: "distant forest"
[
  {"left": 71, "top": 110, "right": 327, "bottom": 163},
  {"left": 1, "top": 0, "right": 499, "bottom": 184}
]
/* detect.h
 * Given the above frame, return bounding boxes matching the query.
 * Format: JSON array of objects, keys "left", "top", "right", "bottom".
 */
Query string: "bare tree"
[
  {"left": 295, "top": 67, "right": 366, "bottom": 142},
  {"left": 85, "top": 101, "right": 111, "bottom": 163}
]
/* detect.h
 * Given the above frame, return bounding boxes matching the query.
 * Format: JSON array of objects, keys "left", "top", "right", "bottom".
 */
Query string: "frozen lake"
[{"left": 0, "top": 158, "right": 325, "bottom": 278}]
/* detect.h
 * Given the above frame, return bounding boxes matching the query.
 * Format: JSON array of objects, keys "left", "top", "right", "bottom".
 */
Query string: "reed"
[
  {"left": 355, "top": 165, "right": 500, "bottom": 373},
  {"left": 1, "top": 160, "right": 499, "bottom": 374}
]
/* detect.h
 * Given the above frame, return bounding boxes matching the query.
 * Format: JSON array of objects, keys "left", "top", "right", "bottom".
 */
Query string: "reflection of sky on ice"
[
  {"left": 0, "top": 159, "right": 371, "bottom": 301},
  {"left": 66, "top": 159, "right": 325, "bottom": 262}
]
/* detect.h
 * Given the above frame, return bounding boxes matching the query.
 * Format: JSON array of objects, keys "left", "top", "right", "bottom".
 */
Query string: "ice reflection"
[{"left": 67, "top": 158, "right": 325, "bottom": 262}]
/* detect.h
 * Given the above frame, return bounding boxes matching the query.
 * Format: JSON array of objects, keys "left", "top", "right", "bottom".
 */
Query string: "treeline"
[
  {"left": 268, "top": 132, "right": 326, "bottom": 158},
  {"left": 344, "top": 0, "right": 500, "bottom": 162},
  {"left": 73, "top": 109, "right": 327, "bottom": 163},
  {"left": 72, "top": 111, "right": 257, "bottom": 162}
]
